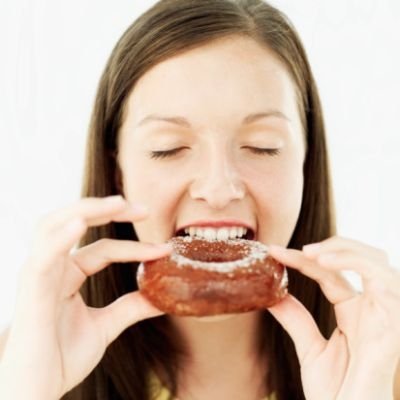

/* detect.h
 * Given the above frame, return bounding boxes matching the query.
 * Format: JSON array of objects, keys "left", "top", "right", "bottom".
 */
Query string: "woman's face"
[{"left": 117, "top": 36, "right": 306, "bottom": 247}]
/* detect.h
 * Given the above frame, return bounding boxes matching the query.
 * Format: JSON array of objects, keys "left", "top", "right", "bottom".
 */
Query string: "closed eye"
[
  {"left": 149, "top": 146, "right": 281, "bottom": 160},
  {"left": 243, "top": 147, "right": 281, "bottom": 156},
  {"left": 149, "top": 147, "right": 188, "bottom": 160}
]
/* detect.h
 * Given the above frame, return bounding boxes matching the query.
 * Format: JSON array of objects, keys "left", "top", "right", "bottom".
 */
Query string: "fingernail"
[
  {"left": 105, "top": 195, "right": 124, "bottom": 203},
  {"left": 303, "top": 243, "right": 321, "bottom": 255}
]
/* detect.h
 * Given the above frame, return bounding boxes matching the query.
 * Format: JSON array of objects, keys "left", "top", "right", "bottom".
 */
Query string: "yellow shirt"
[{"left": 149, "top": 372, "right": 276, "bottom": 400}]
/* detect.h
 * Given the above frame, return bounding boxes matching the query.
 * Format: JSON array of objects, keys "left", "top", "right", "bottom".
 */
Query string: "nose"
[{"left": 189, "top": 146, "right": 246, "bottom": 209}]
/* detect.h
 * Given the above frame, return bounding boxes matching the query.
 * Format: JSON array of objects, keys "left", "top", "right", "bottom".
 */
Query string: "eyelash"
[
  {"left": 149, "top": 147, "right": 281, "bottom": 160},
  {"left": 150, "top": 147, "right": 187, "bottom": 159},
  {"left": 244, "top": 147, "right": 281, "bottom": 157}
]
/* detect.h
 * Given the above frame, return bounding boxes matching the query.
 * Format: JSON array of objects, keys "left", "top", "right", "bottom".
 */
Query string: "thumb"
[
  {"left": 268, "top": 294, "right": 326, "bottom": 363},
  {"left": 90, "top": 291, "right": 164, "bottom": 346}
]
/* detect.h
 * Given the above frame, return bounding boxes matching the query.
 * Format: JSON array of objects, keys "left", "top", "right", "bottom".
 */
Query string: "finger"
[
  {"left": 15, "top": 219, "right": 87, "bottom": 325},
  {"left": 27, "top": 217, "right": 87, "bottom": 276},
  {"left": 65, "top": 240, "right": 173, "bottom": 296},
  {"left": 316, "top": 250, "right": 397, "bottom": 292},
  {"left": 89, "top": 291, "right": 164, "bottom": 346},
  {"left": 302, "top": 236, "right": 389, "bottom": 266},
  {"left": 269, "top": 245, "right": 357, "bottom": 304},
  {"left": 39, "top": 195, "right": 149, "bottom": 234},
  {"left": 268, "top": 294, "right": 326, "bottom": 364},
  {"left": 28, "top": 197, "right": 149, "bottom": 275}
]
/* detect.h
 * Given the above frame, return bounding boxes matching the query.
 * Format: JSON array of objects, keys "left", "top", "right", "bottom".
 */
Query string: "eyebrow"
[{"left": 136, "top": 110, "right": 290, "bottom": 128}]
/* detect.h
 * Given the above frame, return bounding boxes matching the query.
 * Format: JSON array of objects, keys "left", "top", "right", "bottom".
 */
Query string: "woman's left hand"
[{"left": 267, "top": 236, "right": 400, "bottom": 400}]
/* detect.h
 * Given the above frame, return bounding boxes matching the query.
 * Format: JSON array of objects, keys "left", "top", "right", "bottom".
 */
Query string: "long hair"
[{"left": 62, "top": 1, "right": 336, "bottom": 399}]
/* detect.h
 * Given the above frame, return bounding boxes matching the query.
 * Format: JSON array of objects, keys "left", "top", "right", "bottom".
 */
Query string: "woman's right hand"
[{"left": 0, "top": 195, "right": 172, "bottom": 400}]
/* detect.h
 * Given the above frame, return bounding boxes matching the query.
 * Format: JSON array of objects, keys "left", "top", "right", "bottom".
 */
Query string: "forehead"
[{"left": 122, "top": 36, "right": 300, "bottom": 133}]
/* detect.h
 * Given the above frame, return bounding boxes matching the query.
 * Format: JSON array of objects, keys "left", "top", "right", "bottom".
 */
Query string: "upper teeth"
[{"left": 183, "top": 226, "right": 248, "bottom": 241}]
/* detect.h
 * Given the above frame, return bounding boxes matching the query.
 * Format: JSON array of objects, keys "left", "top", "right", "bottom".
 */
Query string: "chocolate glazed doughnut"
[{"left": 137, "top": 237, "right": 288, "bottom": 316}]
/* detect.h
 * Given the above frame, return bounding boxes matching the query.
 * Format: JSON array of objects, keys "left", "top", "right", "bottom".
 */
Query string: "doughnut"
[{"left": 136, "top": 236, "right": 288, "bottom": 316}]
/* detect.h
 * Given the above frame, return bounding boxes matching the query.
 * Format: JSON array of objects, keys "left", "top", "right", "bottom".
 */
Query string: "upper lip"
[{"left": 176, "top": 220, "right": 255, "bottom": 233}]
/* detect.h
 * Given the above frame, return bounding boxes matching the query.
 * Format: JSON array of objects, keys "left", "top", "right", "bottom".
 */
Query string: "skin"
[
  {"left": 0, "top": 35, "right": 398, "bottom": 400},
  {"left": 268, "top": 239, "right": 400, "bottom": 399},
  {"left": 117, "top": 36, "right": 306, "bottom": 399},
  {"left": 0, "top": 197, "right": 172, "bottom": 399},
  {"left": 118, "top": 35, "right": 400, "bottom": 399},
  {"left": 117, "top": 35, "right": 306, "bottom": 248}
]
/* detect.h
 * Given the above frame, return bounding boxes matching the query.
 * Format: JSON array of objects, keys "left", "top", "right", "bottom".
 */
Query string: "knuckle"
[
  {"left": 76, "top": 196, "right": 96, "bottom": 207},
  {"left": 94, "top": 238, "right": 115, "bottom": 263},
  {"left": 324, "top": 235, "right": 339, "bottom": 244},
  {"left": 376, "top": 249, "right": 389, "bottom": 264},
  {"left": 74, "top": 216, "right": 88, "bottom": 230},
  {"left": 97, "top": 237, "right": 112, "bottom": 245},
  {"left": 95, "top": 238, "right": 113, "bottom": 250}
]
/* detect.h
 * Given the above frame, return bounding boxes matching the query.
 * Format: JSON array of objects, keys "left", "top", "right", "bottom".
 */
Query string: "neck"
[{"left": 168, "top": 311, "right": 268, "bottom": 399}]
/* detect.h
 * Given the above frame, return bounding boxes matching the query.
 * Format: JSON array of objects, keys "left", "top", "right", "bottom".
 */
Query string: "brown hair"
[{"left": 62, "top": 1, "right": 336, "bottom": 399}]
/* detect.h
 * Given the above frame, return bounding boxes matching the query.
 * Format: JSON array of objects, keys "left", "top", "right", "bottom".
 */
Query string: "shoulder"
[{"left": 0, "top": 326, "right": 10, "bottom": 360}]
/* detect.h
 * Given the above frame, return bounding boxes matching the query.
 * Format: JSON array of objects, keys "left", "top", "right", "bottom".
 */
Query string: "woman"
[{"left": 0, "top": 0, "right": 399, "bottom": 399}]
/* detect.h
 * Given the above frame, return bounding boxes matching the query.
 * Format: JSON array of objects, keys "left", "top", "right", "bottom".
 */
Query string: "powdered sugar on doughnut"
[{"left": 169, "top": 236, "right": 269, "bottom": 273}]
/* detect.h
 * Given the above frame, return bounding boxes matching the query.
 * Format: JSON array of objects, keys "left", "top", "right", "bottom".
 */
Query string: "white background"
[{"left": 0, "top": 0, "right": 399, "bottom": 331}]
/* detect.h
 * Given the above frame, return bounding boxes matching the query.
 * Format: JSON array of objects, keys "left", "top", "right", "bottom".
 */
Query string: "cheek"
[
  {"left": 121, "top": 159, "right": 188, "bottom": 241},
  {"left": 122, "top": 159, "right": 179, "bottom": 204},
  {"left": 244, "top": 156, "right": 304, "bottom": 244},
  {"left": 244, "top": 155, "right": 303, "bottom": 203},
  {"left": 270, "top": 161, "right": 303, "bottom": 210}
]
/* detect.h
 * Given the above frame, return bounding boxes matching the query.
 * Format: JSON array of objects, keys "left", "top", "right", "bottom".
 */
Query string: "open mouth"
[{"left": 175, "top": 227, "right": 255, "bottom": 241}]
